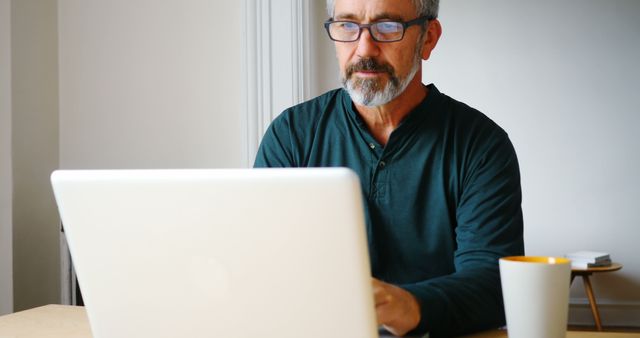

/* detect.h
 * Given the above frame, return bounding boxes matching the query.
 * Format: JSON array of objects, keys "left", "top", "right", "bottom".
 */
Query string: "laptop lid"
[{"left": 51, "top": 168, "right": 378, "bottom": 338}]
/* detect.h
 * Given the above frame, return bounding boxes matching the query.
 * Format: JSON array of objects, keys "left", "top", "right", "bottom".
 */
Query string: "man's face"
[{"left": 332, "top": 0, "right": 426, "bottom": 107}]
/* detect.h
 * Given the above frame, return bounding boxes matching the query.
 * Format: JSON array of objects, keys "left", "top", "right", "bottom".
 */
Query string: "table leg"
[{"left": 582, "top": 275, "right": 603, "bottom": 331}]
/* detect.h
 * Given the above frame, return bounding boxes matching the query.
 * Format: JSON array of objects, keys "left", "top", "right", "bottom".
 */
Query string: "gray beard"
[{"left": 342, "top": 53, "right": 422, "bottom": 107}]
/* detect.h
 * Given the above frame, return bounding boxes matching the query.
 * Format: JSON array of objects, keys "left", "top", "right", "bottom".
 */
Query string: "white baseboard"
[{"left": 569, "top": 298, "right": 640, "bottom": 328}]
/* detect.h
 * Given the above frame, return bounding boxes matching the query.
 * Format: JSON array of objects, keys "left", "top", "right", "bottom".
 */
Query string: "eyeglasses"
[{"left": 324, "top": 16, "right": 430, "bottom": 43}]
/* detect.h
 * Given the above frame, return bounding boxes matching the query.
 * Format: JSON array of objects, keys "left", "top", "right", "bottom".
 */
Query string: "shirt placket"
[{"left": 366, "top": 141, "right": 388, "bottom": 202}]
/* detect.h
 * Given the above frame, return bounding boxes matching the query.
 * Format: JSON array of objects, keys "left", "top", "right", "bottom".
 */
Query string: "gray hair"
[{"left": 326, "top": 0, "right": 439, "bottom": 19}]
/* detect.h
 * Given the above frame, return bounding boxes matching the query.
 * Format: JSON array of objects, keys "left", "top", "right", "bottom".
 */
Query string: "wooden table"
[
  {"left": 571, "top": 263, "right": 623, "bottom": 331},
  {"left": 1, "top": 304, "right": 638, "bottom": 338},
  {"left": 0, "top": 304, "right": 91, "bottom": 337}
]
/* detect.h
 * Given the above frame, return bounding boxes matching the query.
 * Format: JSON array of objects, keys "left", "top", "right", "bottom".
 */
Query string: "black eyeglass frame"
[{"left": 323, "top": 15, "right": 431, "bottom": 43}]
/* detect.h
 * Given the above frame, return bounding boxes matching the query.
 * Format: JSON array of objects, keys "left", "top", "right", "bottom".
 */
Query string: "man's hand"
[{"left": 372, "top": 278, "right": 421, "bottom": 336}]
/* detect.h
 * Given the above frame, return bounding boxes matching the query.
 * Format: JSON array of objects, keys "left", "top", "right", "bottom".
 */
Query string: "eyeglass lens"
[{"left": 328, "top": 21, "right": 404, "bottom": 42}]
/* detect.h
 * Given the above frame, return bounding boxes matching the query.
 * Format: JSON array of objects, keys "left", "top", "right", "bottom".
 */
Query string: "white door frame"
[{"left": 241, "top": 0, "right": 312, "bottom": 167}]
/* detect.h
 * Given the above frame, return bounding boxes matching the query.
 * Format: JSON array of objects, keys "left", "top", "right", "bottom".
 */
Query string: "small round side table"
[{"left": 570, "top": 262, "right": 623, "bottom": 331}]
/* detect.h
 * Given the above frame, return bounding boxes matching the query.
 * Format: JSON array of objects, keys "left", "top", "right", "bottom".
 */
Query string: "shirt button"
[
  {"left": 379, "top": 161, "right": 386, "bottom": 168},
  {"left": 369, "top": 143, "right": 376, "bottom": 150}
]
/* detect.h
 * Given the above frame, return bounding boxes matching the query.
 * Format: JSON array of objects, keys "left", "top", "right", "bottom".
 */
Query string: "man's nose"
[{"left": 355, "top": 28, "right": 381, "bottom": 58}]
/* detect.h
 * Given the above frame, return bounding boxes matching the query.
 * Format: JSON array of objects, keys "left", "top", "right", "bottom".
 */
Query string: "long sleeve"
[{"left": 402, "top": 129, "right": 524, "bottom": 337}]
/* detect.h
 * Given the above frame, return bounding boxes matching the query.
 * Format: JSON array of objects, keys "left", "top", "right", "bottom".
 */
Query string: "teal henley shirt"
[{"left": 254, "top": 84, "right": 524, "bottom": 337}]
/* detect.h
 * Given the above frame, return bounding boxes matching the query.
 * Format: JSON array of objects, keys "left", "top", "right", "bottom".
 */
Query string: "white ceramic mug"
[{"left": 499, "top": 256, "right": 571, "bottom": 338}]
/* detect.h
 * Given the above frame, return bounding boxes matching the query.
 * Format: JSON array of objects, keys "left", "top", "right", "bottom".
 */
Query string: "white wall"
[
  {"left": 425, "top": 0, "right": 640, "bottom": 326},
  {"left": 311, "top": 0, "right": 640, "bottom": 327},
  {"left": 0, "top": 0, "right": 14, "bottom": 316},
  {"left": 11, "top": 0, "right": 61, "bottom": 311},
  {"left": 58, "top": 0, "right": 243, "bottom": 169}
]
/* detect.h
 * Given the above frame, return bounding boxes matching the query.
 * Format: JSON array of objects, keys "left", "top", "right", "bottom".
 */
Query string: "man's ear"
[{"left": 422, "top": 19, "right": 442, "bottom": 60}]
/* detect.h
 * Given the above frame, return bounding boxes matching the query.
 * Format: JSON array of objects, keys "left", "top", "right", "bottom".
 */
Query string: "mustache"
[{"left": 346, "top": 58, "right": 395, "bottom": 78}]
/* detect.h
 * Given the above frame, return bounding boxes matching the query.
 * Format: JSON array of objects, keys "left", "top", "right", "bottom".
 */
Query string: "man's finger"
[{"left": 372, "top": 279, "right": 393, "bottom": 305}]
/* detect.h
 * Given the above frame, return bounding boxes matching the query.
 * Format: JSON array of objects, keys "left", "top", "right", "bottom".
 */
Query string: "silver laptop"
[{"left": 51, "top": 168, "right": 378, "bottom": 338}]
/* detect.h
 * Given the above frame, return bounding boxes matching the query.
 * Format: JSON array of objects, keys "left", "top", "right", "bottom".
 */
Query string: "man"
[{"left": 254, "top": 0, "right": 524, "bottom": 336}]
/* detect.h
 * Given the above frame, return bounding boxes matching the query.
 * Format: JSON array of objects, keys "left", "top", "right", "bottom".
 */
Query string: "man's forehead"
[{"left": 333, "top": 0, "right": 417, "bottom": 21}]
